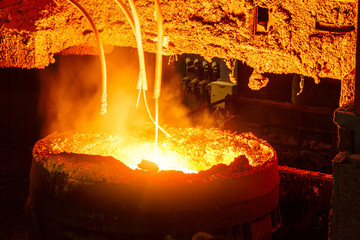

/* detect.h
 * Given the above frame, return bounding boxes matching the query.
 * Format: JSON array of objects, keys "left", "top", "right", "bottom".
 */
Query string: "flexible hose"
[
  {"left": 153, "top": 0, "right": 163, "bottom": 100},
  {"left": 112, "top": 0, "right": 142, "bottom": 107},
  {"left": 66, "top": 0, "right": 108, "bottom": 114},
  {"left": 113, "top": 0, "right": 135, "bottom": 35},
  {"left": 153, "top": 0, "right": 164, "bottom": 159},
  {"left": 128, "top": 0, "right": 147, "bottom": 91},
  {"left": 118, "top": 0, "right": 168, "bottom": 137},
  {"left": 113, "top": 0, "right": 169, "bottom": 139}
]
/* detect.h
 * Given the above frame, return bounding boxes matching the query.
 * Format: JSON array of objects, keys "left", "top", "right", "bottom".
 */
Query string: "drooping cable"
[
  {"left": 66, "top": 0, "right": 108, "bottom": 114},
  {"left": 153, "top": 0, "right": 164, "bottom": 160},
  {"left": 153, "top": 0, "right": 163, "bottom": 101},
  {"left": 128, "top": 0, "right": 147, "bottom": 93},
  {"left": 113, "top": 0, "right": 136, "bottom": 35},
  {"left": 115, "top": 0, "right": 168, "bottom": 137},
  {"left": 112, "top": 0, "right": 142, "bottom": 108}
]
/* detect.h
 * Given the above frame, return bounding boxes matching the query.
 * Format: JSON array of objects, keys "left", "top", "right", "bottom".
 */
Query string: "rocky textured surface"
[{"left": 0, "top": 0, "right": 357, "bottom": 104}]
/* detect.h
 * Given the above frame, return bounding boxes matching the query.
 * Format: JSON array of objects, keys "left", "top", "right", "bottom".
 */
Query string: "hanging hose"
[
  {"left": 114, "top": 0, "right": 168, "bottom": 137},
  {"left": 153, "top": 0, "right": 163, "bottom": 101},
  {"left": 113, "top": 0, "right": 141, "bottom": 109},
  {"left": 128, "top": 0, "right": 147, "bottom": 92},
  {"left": 153, "top": 0, "right": 164, "bottom": 160},
  {"left": 66, "top": 0, "right": 108, "bottom": 114},
  {"left": 113, "top": 0, "right": 135, "bottom": 35}
]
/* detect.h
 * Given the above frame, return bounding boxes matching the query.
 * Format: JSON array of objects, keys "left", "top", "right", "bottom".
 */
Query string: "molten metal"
[
  {"left": 30, "top": 127, "right": 279, "bottom": 239},
  {"left": 35, "top": 127, "right": 275, "bottom": 174}
]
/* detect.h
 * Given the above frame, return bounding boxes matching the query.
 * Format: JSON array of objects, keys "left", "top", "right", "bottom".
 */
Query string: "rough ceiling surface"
[{"left": 0, "top": 0, "right": 357, "bottom": 104}]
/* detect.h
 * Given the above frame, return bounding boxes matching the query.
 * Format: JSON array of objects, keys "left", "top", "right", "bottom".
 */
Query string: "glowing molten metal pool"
[{"left": 30, "top": 127, "right": 280, "bottom": 240}]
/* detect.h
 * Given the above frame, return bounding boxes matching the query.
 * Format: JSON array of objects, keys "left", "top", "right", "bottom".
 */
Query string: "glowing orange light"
[{"left": 42, "top": 127, "right": 274, "bottom": 174}]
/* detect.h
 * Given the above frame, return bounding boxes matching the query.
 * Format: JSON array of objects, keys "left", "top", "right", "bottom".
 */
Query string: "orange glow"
[
  {"left": 37, "top": 49, "right": 273, "bottom": 174},
  {"left": 38, "top": 47, "right": 191, "bottom": 136},
  {"left": 66, "top": 0, "right": 108, "bottom": 114},
  {"left": 42, "top": 127, "right": 274, "bottom": 173}
]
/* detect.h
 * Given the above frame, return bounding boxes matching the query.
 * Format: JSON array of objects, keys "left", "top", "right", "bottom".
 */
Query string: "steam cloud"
[{"left": 38, "top": 47, "right": 191, "bottom": 137}]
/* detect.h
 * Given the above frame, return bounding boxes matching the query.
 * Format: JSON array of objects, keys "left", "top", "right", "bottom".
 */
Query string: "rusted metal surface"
[
  {"left": 0, "top": 0, "right": 356, "bottom": 107},
  {"left": 0, "top": 0, "right": 356, "bottom": 81}
]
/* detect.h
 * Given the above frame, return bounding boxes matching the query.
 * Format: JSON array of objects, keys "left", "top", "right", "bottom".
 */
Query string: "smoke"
[
  {"left": 38, "top": 47, "right": 190, "bottom": 137},
  {"left": 38, "top": 54, "right": 102, "bottom": 136}
]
